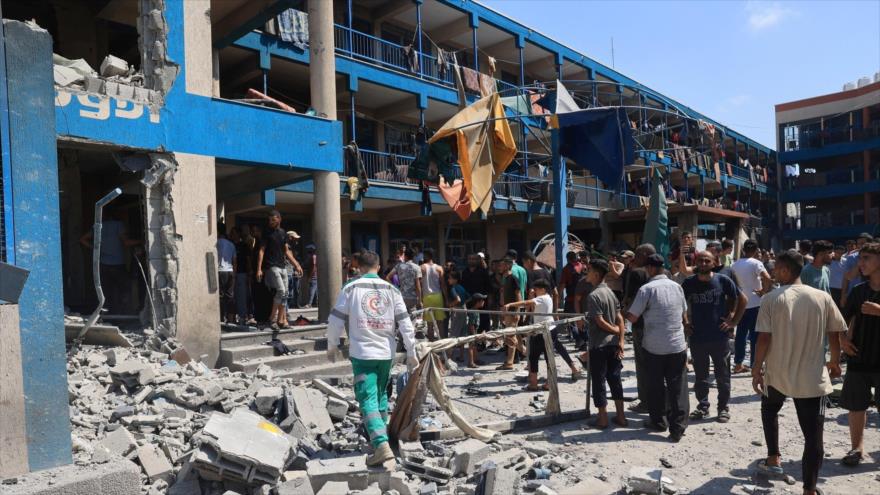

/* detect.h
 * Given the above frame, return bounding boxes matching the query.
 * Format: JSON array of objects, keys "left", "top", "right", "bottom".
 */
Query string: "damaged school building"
[{"left": 0, "top": 0, "right": 776, "bottom": 493}]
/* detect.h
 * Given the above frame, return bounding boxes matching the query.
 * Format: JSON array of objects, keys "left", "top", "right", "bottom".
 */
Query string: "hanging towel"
[
  {"left": 554, "top": 108, "right": 634, "bottom": 188},
  {"left": 346, "top": 176, "right": 361, "bottom": 201},
  {"left": 461, "top": 66, "right": 481, "bottom": 93},
  {"left": 277, "top": 9, "right": 309, "bottom": 50},
  {"left": 437, "top": 48, "right": 448, "bottom": 79},
  {"left": 438, "top": 179, "right": 471, "bottom": 221},
  {"left": 713, "top": 162, "right": 722, "bottom": 183},
  {"left": 487, "top": 56, "right": 497, "bottom": 75},
  {"left": 429, "top": 93, "right": 517, "bottom": 215},
  {"left": 420, "top": 182, "right": 432, "bottom": 216},
  {"left": 344, "top": 141, "right": 370, "bottom": 189},
  {"left": 403, "top": 44, "right": 420, "bottom": 73},
  {"left": 451, "top": 53, "right": 468, "bottom": 109},
  {"left": 478, "top": 73, "right": 495, "bottom": 97}
]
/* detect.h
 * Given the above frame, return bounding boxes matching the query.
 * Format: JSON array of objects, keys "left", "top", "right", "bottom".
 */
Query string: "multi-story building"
[
  {"left": 776, "top": 77, "right": 880, "bottom": 244},
  {"left": 0, "top": 0, "right": 774, "bottom": 471}
]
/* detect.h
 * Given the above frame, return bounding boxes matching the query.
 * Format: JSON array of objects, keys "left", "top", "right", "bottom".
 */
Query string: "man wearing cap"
[
  {"left": 284, "top": 231, "right": 303, "bottom": 311},
  {"left": 626, "top": 253, "right": 690, "bottom": 442},
  {"left": 327, "top": 251, "right": 419, "bottom": 468}
]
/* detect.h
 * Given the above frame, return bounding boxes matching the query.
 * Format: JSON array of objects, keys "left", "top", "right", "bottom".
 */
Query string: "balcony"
[{"left": 785, "top": 123, "right": 880, "bottom": 152}]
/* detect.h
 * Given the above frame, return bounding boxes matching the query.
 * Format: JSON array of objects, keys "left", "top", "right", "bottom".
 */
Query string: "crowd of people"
[{"left": 326, "top": 229, "right": 879, "bottom": 495}]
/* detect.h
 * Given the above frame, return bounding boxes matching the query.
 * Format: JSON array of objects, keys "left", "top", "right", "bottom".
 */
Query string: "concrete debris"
[
  {"left": 316, "top": 480, "right": 350, "bottom": 495},
  {"left": 626, "top": 467, "right": 663, "bottom": 494},
  {"left": 450, "top": 439, "right": 490, "bottom": 476},
  {"left": 100, "top": 54, "right": 130, "bottom": 77}
]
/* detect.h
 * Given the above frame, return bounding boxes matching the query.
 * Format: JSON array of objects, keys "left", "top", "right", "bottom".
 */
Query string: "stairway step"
[
  {"left": 217, "top": 338, "right": 325, "bottom": 368},
  {"left": 229, "top": 349, "right": 342, "bottom": 374},
  {"left": 273, "top": 360, "right": 354, "bottom": 381},
  {"left": 220, "top": 324, "right": 327, "bottom": 347}
]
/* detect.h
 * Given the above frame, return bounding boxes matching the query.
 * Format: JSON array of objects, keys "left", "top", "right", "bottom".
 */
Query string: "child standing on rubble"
[{"left": 446, "top": 271, "right": 470, "bottom": 363}]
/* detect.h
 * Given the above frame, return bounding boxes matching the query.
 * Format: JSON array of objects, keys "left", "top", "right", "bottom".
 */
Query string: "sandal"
[
  {"left": 757, "top": 460, "right": 784, "bottom": 476},
  {"left": 842, "top": 449, "right": 863, "bottom": 467},
  {"left": 689, "top": 408, "right": 710, "bottom": 420},
  {"left": 495, "top": 364, "right": 514, "bottom": 371}
]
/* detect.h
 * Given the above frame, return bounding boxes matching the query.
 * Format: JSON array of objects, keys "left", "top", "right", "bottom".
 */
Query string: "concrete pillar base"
[
  {"left": 0, "top": 304, "right": 28, "bottom": 478},
  {"left": 2, "top": 458, "right": 140, "bottom": 495}
]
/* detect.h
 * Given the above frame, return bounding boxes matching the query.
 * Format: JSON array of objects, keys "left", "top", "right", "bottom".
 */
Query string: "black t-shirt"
[
  {"left": 843, "top": 282, "right": 880, "bottom": 372},
  {"left": 527, "top": 268, "right": 554, "bottom": 291},
  {"left": 261, "top": 227, "right": 287, "bottom": 269},
  {"left": 461, "top": 266, "right": 491, "bottom": 296},
  {"left": 501, "top": 275, "right": 521, "bottom": 304}
]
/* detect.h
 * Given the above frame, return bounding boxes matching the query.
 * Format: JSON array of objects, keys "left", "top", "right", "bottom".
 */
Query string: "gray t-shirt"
[
  {"left": 587, "top": 283, "right": 620, "bottom": 349},
  {"left": 628, "top": 274, "right": 688, "bottom": 355}
]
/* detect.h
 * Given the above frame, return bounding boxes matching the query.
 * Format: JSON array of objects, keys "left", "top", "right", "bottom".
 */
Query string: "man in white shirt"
[
  {"left": 730, "top": 239, "right": 773, "bottom": 372},
  {"left": 626, "top": 254, "right": 690, "bottom": 442},
  {"left": 326, "top": 251, "right": 419, "bottom": 467},
  {"left": 751, "top": 250, "right": 845, "bottom": 495}
]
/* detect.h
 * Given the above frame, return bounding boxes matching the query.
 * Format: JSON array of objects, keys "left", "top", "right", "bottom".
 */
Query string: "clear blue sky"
[{"left": 482, "top": 0, "right": 880, "bottom": 149}]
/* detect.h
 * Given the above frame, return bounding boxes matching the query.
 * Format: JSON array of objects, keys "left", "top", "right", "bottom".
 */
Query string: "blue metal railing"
[
  {"left": 334, "top": 25, "right": 410, "bottom": 74},
  {"left": 357, "top": 149, "right": 416, "bottom": 184}
]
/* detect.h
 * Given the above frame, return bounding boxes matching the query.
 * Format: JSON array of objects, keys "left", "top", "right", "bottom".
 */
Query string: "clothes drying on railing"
[
  {"left": 478, "top": 73, "right": 495, "bottom": 97},
  {"left": 344, "top": 141, "right": 370, "bottom": 197},
  {"left": 437, "top": 48, "right": 449, "bottom": 79},
  {"left": 407, "top": 140, "right": 457, "bottom": 184},
  {"left": 553, "top": 108, "right": 634, "bottom": 188},
  {"left": 460, "top": 66, "right": 481, "bottom": 93},
  {"left": 429, "top": 93, "right": 517, "bottom": 215},
  {"left": 277, "top": 9, "right": 309, "bottom": 50},
  {"left": 402, "top": 44, "right": 420, "bottom": 73}
]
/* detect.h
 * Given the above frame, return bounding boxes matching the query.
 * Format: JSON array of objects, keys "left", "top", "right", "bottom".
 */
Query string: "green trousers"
[{"left": 351, "top": 357, "right": 392, "bottom": 448}]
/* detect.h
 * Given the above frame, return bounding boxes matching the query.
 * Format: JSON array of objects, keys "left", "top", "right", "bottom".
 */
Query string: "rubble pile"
[{"left": 53, "top": 52, "right": 159, "bottom": 106}]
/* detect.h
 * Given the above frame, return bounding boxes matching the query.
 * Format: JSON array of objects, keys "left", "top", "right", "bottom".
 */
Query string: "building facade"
[
  {"left": 0, "top": 0, "right": 774, "bottom": 471},
  {"left": 775, "top": 78, "right": 880, "bottom": 244}
]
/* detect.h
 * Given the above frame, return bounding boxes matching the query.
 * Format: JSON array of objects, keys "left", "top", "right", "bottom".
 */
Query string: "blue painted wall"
[{"left": 3, "top": 19, "right": 71, "bottom": 470}]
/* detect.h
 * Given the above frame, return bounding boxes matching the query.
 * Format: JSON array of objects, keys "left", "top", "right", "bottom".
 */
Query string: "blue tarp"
[{"left": 556, "top": 108, "right": 634, "bottom": 187}]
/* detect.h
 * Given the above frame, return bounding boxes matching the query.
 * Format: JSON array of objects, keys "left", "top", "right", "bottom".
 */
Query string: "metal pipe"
[{"left": 76, "top": 188, "right": 122, "bottom": 343}]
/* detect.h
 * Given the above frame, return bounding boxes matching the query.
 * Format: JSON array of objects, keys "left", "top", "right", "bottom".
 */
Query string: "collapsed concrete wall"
[
  {"left": 138, "top": 0, "right": 179, "bottom": 98},
  {"left": 142, "top": 153, "right": 180, "bottom": 338}
]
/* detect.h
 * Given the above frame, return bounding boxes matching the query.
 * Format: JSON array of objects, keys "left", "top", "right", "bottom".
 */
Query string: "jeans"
[
  {"left": 691, "top": 339, "right": 731, "bottom": 411},
  {"left": 307, "top": 278, "right": 318, "bottom": 306},
  {"left": 761, "top": 386, "right": 825, "bottom": 492},
  {"left": 590, "top": 345, "right": 624, "bottom": 409},
  {"left": 234, "top": 273, "right": 250, "bottom": 322},
  {"left": 218, "top": 271, "right": 235, "bottom": 319},
  {"left": 644, "top": 349, "right": 689, "bottom": 435},
  {"left": 734, "top": 307, "right": 759, "bottom": 366},
  {"left": 286, "top": 273, "right": 300, "bottom": 310}
]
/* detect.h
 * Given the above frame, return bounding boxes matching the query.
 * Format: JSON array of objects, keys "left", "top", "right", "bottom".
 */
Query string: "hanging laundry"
[
  {"left": 402, "top": 44, "right": 420, "bottom": 73},
  {"left": 554, "top": 108, "right": 634, "bottom": 188},
  {"left": 277, "top": 9, "right": 309, "bottom": 50},
  {"left": 500, "top": 94, "right": 532, "bottom": 114},
  {"left": 346, "top": 176, "right": 362, "bottom": 201},
  {"left": 536, "top": 80, "right": 580, "bottom": 115},
  {"left": 438, "top": 179, "right": 471, "bottom": 221},
  {"left": 713, "top": 162, "right": 722, "bottom": 183},
  {"left": 486, "top": 56, "right": 497, "bottom": 75},
  {"left": 451, "top": 53, "right": 468, "bottom": 109},
  {"left": 437, "top": 48, "right": 448, "bottom": 79},
  {"left": 344, "top": 141, "right": 370, "bottom": 190},
  {"left": 429, "top": 93, "right": 517, "bottom": 215},
  {"left": 419, "top": 182, "right": 432, "bottom": 216},
  {"left": 407, "top": 140, "right": 457, "bottom": 184},
  {"left": 460, "top": 66, "right": 481, "bottom": 93},
  {"left": 478, "top": 73, "right": 495, "bottom": 97}
]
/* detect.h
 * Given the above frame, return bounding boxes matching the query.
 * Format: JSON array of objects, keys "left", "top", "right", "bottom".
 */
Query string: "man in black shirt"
[
  {"left": 840, "top": 242, "right": 880, "bottom": 467},
  {"left": 523, "top": 251, "right": 556, "bottom": 303},
  {"left": 461, "top": 254, "right": 492, "bottom": 332},
  {"left": 256, "top": 210, "right": 300, "bottom": 330},
  {"left": 623, "top": 243, "right": 656, "bottom": 412}
]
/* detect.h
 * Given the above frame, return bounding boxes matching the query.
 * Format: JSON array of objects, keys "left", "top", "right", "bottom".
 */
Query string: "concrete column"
[
  {"left": 309, "top": 0, "right": 342, "bottom": 322},
  {"left": 183, "top": 0, "right": 213, "bottom": 96},
  {"left": 172, "top": 153, "right": 220, "bottom": 365},
  {"left": 0, "top": 304, "right": 28, "bottom": 477},
  {"left": 725, "top": 219, "right": 744, "bottom": 260}
]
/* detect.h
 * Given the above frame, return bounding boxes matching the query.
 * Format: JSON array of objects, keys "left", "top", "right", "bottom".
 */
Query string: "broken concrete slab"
[
  {"left": 627, "top": 467, "right": 662, "bottom": 494},
  {"left": 137, "top": 444, "right": 173, "bottom": 483},
  {"left": 451, "top": 439, "right": 490, "bottom": 476},
  {"left": 1, "top": 456, "right": 140, "bottom": 495},
  {"left": 99, "top": 426, "right": 137, "bottom": 456},
  {"left": 559, "top": 477, "right": 618, "bottom": 495},
  {"left": 292, "top": 386, "right": 333, "bottom": 435},
  {"left": 65, "top": 323, "right": 133, "bottom": 347},
  {"left": 306, "top": 455, "right": 369, "bottom": 492},
  {"left": 326, "top": 397, "right": 349, "bottom": 422},
  {"left": 276, "top": 475, "right": 316, "bottom": 495},
  {"left": 315, "top": 481, "right": 350, "bottom": 495},
  {"left": 389, "top": 471, "right": 416, "bottom": 495},
  {"left": 100, "top": 54, "right": 129, "bottom": 77}
]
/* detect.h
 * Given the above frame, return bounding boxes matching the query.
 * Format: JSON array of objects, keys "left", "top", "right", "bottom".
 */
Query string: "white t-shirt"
[
  {"left": 756, "top": 284, "right": 846, "bottom": 398},
  {"left": 731, "top": 257, "right": 767, "bottom": 309},
  {"left": 421, "top": 262, "right": 442, "bottom": 295},
  {"left": 532, "top": 294, "right": 554, "bottom": 324}
]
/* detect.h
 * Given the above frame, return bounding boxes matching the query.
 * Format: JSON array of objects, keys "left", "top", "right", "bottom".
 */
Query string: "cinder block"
[
  {"left": 626, "top": 467, "right": 662, "bottom": 494},
  {"left": 326, "top": 397, "right": 348, "bottom": 421},
  {"left": 100, "top": 54, "right": 129, "bottom": 77},
  {"left": 255, "top": 386, "right": 284, "bottom": 415},
  {"left": 451, "top": 439, "right": 490, "bottom": 476}
]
